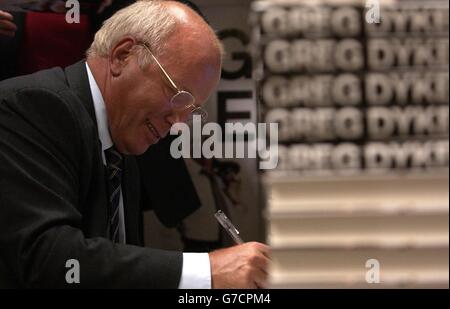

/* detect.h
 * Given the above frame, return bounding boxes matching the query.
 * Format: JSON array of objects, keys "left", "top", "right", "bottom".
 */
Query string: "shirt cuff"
[{"left": 178, "top": 252, "right": 211, "bottom": 289}]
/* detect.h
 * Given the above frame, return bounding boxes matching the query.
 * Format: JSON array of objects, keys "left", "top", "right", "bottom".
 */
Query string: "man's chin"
[
  {"left": 115, "top": 142, "right": 150, "bottom": 156},
  {"left": 133, "top": 144, "right": 153, "bottom": 155},
  {"left": 114, "top": 131, "right": 165, "bottom": 155}
]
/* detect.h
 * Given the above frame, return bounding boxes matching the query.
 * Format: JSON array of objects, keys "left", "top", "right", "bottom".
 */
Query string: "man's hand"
[
  {"left": 209, "top": 242, "right": 271, "bottom": 289},
  {"left": 98, "top": 0, "right": 114, "bottom": 14},
  {"left": 0, "top": 10, "right": 16, "bottom": 38}
]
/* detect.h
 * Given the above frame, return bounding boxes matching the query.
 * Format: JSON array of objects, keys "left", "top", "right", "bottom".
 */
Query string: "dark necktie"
[{"left": 104, "top": 146, "right": 123, "bottom": 243}]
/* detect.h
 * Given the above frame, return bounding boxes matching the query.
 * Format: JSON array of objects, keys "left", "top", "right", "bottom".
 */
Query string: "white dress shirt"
[{"left": 85, "top": 63, "right": 211, "bottom": 289}]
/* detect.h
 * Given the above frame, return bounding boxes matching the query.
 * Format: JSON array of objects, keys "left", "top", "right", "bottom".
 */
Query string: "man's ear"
[{"left": 109, "top": 37, "right": 136, "bottom": 76}]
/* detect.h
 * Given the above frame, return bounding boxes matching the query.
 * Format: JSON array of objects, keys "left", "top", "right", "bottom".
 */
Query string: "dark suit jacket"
[{"left": 0, "top": 61, "right": 183, "bottom": 288}]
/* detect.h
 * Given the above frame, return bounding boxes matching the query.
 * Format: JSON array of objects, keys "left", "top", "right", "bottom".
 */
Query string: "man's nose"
[
  {"left": 164, "top": 111, "right": 180, "bottom": 125},
  {"left": 165, "top": 109, "right": 189, "bottom": 125}
]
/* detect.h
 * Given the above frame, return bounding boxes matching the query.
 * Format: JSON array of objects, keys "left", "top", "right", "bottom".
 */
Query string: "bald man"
[{"left": 0, "top": 1, "right": 269, "bottom": 288}]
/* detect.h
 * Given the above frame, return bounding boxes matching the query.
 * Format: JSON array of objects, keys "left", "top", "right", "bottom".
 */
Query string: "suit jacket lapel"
[
  {"left": 64, "top": 61, "right": 98, "bottom": 130},
  {"left": 64, "top": 60, "right": 142, "bottom": 245},
  {"left": 64, "top": 60, "right": 110, "bottom": 238}
]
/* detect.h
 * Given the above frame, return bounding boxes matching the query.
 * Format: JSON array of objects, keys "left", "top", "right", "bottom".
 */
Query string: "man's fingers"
[
  {"left": 0, "top": 20, "right": 17, "bottom": 32},
  {"left": 209, "top": 242, "right": 272, "bottom": 289},
  {"left": 250, "top": 254, "right": 270, "bottom": 274},
  {"left": 0, "top": 10, "right": 17, "bottom": 38},
  {"left": 246, "top": 247, "right": 271, "bottom": 288},
  {"left": 260, "top": 246, "right": 271, "bottom": 259},
  {"left": 0, "top": 29, "right": 15, "bottom": 37},
  {"left": 249, "top": 242, "right": 271, "bottom": 258},
  {"left": 0, "top": 10, "right": 14, "bottom": 21},
  {"left": 97, "top": 0, "right": 114, "bottom": 14},
  {"left": 252, "top": 267, "right": 269, "bottom": 289}
]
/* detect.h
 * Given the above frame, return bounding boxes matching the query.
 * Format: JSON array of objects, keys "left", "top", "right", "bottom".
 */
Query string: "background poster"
[{"left": 143, "top": 0, "right": 264, "bottom": 250}]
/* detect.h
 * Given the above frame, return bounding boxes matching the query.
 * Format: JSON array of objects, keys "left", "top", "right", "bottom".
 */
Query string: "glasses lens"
[{"left": 171, "top": 91, "right": 195, "bottom": 109}]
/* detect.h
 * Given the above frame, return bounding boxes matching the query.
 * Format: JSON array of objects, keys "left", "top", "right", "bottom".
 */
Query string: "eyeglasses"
[{"left": 140, "top": 42, "right": 208, "bottom": 123}]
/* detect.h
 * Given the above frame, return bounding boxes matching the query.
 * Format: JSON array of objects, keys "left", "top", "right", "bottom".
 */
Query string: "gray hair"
[{"left": 86, "top": 0, "right": 176, "bottom": 66}]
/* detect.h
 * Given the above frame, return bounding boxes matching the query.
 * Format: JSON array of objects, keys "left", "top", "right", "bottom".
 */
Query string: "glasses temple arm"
[{"left": 146, "top": 49, "right": 180, "bottom": 92}]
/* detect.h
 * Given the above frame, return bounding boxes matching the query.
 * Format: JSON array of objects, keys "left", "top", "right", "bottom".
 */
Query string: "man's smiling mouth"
[{"left": 145, "top": 120, "right": 161, "bottom": 140}]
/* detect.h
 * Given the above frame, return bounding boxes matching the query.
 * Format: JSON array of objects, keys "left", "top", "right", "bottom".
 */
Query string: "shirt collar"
[{"left": 85, "top": 62, "right": 113, "bottom": 154}]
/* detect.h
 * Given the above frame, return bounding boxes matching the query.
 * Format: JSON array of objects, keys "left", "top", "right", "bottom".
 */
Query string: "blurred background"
[
  {"left": 0, "top": 0, "right": 448, "bottom": 288},
  {"left": 252, "top": 0, "right": 449, "bottom": 288},
  {"left": 146, "top": 0, "right": 449, "bottom": 288}
]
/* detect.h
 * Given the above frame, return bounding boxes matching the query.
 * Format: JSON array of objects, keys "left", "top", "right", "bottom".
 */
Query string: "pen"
[{"left": 214, "top": 210, "right": 244, "bottom": 244}]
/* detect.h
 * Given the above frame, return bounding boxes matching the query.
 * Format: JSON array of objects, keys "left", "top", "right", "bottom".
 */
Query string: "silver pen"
[{"left": 214, "top": 210, "right": 244, "bottom": 244}]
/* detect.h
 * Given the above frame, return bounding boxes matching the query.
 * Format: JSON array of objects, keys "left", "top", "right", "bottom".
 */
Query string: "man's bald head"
[{"left": 87, "top": 0, "right": 223, "bottom": 66}]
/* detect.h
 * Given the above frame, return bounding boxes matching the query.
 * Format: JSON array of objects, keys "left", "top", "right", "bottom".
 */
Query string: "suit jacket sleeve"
[{"left": 0, "top": 85, "right": 182, "bottom": 288}]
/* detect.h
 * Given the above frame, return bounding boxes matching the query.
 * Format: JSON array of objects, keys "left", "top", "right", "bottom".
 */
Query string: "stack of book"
[
  {"left": 251, "top": 0, "right": 449, "bottom": 287},
  {"left": 264, "top": 172, "right": 449, "bottom": 288}
]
